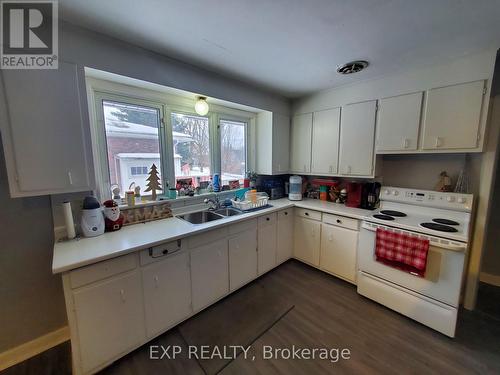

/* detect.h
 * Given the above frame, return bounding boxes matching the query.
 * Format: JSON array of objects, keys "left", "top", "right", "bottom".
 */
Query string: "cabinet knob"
[
  {"left": 154, "top": 275, "right": 159, "bottom": 287},
  {"left": 305, "top": 212, "right": 309, "bottom": 216},
  {"left": 266, "top": 217, "right": 270, "bottom": 221},
  {"left": 435, "top": 137, "right": 443, "bottom": 148},
  {"left": 403, "top": 138, "right": 410, "bottom": 149},
  {"left": 336, "top": 219, "right": 342, "bottom": 224},
  {"left": 284, "top": 212, "right": 288, "bottom": 215},
  {"left": 67, "top": 171, "right": 73, "bottom": 185},
  {"left": 120, "top": 289, "right": 125, "bottom": 302}
]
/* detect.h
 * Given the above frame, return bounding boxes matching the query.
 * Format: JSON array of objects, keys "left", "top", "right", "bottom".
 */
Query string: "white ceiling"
[{"left": 60, "top": 0, "right": 500, "bottom": 98}]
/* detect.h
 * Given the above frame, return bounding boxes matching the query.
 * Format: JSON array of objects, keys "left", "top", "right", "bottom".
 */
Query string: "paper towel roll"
[{"left": 63, "top": 201, "right": 76, "bottom": 240}]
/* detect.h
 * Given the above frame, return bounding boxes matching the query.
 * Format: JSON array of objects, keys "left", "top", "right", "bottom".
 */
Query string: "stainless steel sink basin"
[
  {"left": 212, "top": 207, "right": 243, "bottom": 217},
  {"left": 177, "top": 210, "right": 224, "bottom": 224}
]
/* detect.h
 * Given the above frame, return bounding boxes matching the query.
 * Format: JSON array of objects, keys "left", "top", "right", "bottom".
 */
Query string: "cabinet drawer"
[
  {"left": 229, "top": 218, "right": 257, "bottom": 235},
  {"left": 277, "top": 208, "right": 293, "bottom": 220},
  {"left": 258, "top": 212, "right": 277, "bottom": 228},
  {"left": 188, "top": 227, "right": 228, "bottom": 249},
  {"left": 322, "top": 213, "right": 359, "bottom": 231},
  {"left": 70, "top": 253, "right": 137, "bottom": 289},
  {"left": 295, "top": 208, "right": 321, "bottom": 221},
  {"left": 139, "top": 239, "right": 185, "bottom": 266}
]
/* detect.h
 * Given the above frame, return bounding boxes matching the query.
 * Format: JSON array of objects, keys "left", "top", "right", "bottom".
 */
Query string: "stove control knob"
[
  {"left": 392, "top": 190, "right": 399, "bottom": 196},
  {"left": 447, "top": 196, "right": 456, "bottom": 202},
  {"left": 457, "top": 197, "right": 466, "bottom": 204}
]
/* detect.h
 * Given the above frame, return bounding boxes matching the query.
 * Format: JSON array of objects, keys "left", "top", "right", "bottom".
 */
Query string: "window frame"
[
  {"left": 87, "top": 78, "right": 256, "bottom": 201},
  {"left": 218, "top": 114, "right": 250, "bottom": 184}
]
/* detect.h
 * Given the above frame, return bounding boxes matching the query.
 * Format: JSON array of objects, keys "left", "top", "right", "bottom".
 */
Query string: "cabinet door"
[
  {"left": 1, "top": 61, "right": 93, "bottom": 196},
  {"left": 293, "top": 217, "right": 321, "bottom": 266},
  {"left": 320, "top": 224, "right": 358, "bottom": 283},
  {"left": 273, "top": 113, "right": 290, "bottom": 173},
  {"left": 422, "top": 80, "right": 485, "bottom": 150},
  {"left": 258, "top": 214, "right": 277, "bottom": 275},
  {"left": 290, "top": 113, "right": 313, "bottom": 173},
  {"left": 142, "top": 252, "right": 191, "bottom": 337},
  {"left": 339, "top": 101, "right": 376, "bottom": 176},
  {"left": 277, "top": 209, "right": 294, "bottom": 264},
  {"left": 229, "top": 229, "right": 257, "bottom": 291},
  {"left": 190, "top": 239, "right": 229, "bottom": 311},
  {"left": 376, "top": 92, "right": 422, "bottom": 151},
  {"left": 73, "top": 271, "right": 145, "bottom": 373},
  {"left": 311, "top": 108, "right": 340, "bottom": 175}
]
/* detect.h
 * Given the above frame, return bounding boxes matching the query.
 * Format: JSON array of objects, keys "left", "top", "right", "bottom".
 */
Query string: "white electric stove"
[{"left": 357, "top": 186, "right": 473, "bottom": 337}]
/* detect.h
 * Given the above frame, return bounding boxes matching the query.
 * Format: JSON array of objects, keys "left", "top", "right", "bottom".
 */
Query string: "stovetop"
[{"left": 363, "top": 187, "right": 473, "bottom": 243}]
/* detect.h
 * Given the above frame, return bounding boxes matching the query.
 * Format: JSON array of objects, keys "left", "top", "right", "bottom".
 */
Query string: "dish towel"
[{"left": 375, "top": 228, "right": 430, "bottom": 277}]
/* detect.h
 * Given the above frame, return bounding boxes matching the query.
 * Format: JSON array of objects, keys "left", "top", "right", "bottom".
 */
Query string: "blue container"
[{"left": 213, "top": 173, "right": 220, "bottom": 192}]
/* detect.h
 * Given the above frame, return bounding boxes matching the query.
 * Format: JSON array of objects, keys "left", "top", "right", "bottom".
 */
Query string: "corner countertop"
[{"left": 52, "top": 198, "right": 372, "bottom": 274}]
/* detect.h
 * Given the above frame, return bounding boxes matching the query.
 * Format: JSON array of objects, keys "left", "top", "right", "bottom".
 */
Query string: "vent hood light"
[{"left": 195, "top": 96, "right": 209, "bottom": 116}]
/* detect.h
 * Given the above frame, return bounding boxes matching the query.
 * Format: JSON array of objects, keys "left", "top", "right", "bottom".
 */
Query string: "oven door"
[{"left": 357, "top": 221, "right": 467, "bottom": 307}]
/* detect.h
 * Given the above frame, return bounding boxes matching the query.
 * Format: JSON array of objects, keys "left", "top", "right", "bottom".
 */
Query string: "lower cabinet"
[
  {"left": 277, "top": 209, "right": 294, "bottom": 264},
  {"left": 228, "top": 228, "right": 258, "bottom": 291},
  {"left": 190, "top": 238, "right": 229, "bottom": 311},
  {"left": 294, "top": 216, "right": 321, "bottom": 266},
  {"left": 72, "top": 271, "right": 146, "bottom": 374},
  {"left": 142, "top": 252, "right": 192, "bottom": 337},
  {"left": 320, "top": 223, "right": 358, "bottom": 283},
  {"left": 258, "top": 213, "right": 278, "bottom": 275}
]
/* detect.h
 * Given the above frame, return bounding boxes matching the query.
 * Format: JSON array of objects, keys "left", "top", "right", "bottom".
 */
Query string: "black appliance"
[{"left": 361, "top": 182, "right": 381, "bottom": 210}]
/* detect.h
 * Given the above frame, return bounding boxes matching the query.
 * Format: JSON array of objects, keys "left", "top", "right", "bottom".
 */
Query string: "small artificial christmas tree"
[{"left": 145, "top": 164, "right": 162, "bottom": 201}]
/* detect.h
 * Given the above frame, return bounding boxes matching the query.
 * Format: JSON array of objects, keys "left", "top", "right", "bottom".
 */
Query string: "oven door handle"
[{"left": 361, "top": 221, "right": 468, "bottom": 252}]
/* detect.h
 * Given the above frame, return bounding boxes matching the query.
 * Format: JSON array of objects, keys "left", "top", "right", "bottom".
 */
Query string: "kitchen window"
[
  {"left": 90, "top": 80, "right": 254, "bottom": 200},
  {"left": 171, "top": 112, "right": 211, "bottom": 187},
  {"left": 220, "top": 119, "right": 247, "bottom": 185}
]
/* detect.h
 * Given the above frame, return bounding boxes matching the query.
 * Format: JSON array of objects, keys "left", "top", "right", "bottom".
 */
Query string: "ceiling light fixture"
[
  {"left": 336, "top": 60, "right": 369, "bottom": 75},
  {"left": 195, "top": 96, "right": 209, "bottom": 116}
]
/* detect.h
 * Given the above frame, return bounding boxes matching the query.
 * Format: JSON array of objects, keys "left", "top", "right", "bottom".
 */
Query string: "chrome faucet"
[{"left": 204, "top": 196, "right": 220, "bottom": 210}]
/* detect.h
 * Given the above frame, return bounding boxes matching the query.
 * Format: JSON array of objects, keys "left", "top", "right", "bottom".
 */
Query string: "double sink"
[{"left": 177, "top": 207, "right": 243, "bottom": 224}]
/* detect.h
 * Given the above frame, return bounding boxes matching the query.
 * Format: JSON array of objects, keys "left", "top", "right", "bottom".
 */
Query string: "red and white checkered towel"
[{"left": 375, "top": 228, "right": 429, "bottom": 277}]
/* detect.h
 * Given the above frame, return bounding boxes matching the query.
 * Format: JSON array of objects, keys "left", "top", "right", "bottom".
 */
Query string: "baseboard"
[
  {"left": 480, "top": 272, "right": 500, "bottom": 287},
  {"left": 0, "top": 326, "right": 70, "bottom": 371}
]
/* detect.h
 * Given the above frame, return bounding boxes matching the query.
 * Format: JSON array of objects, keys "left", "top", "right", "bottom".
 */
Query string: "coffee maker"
[{"left": 361, "top": 182, "right": 382, "bottom": 210}]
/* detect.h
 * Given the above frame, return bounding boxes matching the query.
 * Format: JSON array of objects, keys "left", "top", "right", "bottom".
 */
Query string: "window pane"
[
  {"left": 171, "top": 113, "right": 211, "bottom": 186},
  {"left": 220, "top": 119, "right": 246, "bottom": 185},
  {"left": 102, "top": 100, "right": 162, "bottom": 196}
]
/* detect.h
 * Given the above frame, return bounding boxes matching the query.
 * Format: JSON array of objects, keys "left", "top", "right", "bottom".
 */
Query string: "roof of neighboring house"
[{"left": 105, "top": 120, "right": 193, "bottom": 142}]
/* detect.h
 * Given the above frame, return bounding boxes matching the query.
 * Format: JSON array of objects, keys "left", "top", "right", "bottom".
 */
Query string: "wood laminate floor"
[{"left": 3, "top": 260, "right": 500, "bottom": 375}]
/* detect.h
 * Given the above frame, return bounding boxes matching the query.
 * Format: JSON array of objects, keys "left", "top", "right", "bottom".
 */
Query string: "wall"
[
  {"left": 0, "top": 139, "right": 67, "bottom": 352},
  {"left": 380, "top": 154, "right": 469, "bottom": 191},
  {"left": 0, "top": 22, "right": 290, "bottom": 354}
]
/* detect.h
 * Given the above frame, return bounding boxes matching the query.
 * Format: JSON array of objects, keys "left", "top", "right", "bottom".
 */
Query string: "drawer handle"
[
  {"left": 336, "top": 219, "right": 342, "bottom": 224},
  {"left": 120, "top": 289, "right": 125, "bottom": 302},
  {"left": 305, "top": 212, "right": 309, "bottom": 216}
]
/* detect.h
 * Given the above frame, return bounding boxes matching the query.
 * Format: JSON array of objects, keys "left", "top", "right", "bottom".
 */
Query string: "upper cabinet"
[
  {"left": 255, "top": 112, "right": 290, "bottom": 175},
  {"left": 311, "top": 108, "right": 340, "bottom": 175},
  {"left": 376, "top": 92, "right": 422, "bottom": 152},
  {"left": 290, "top": 113, "right": 313, "bottom": 174},
  {"left": 422, "top": 80, "right": 485, "bottom": 150},
  {"left": 0, "top": 61, "right": 94, "bottom": 197},
  {"left": 338, "top": 101, "right": 377, "bottom": 176}
]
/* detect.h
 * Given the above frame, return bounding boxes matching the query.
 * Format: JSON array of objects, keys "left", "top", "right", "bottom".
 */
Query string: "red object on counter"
[
  {"left": 375, "top": 228, "right": 429, "bottom": 277},
  {"left": 243, "top": 179, "right": 250, "bottom": 188},
  {"left": 346, "top": 182, "right": 363, "bottom": 207}
]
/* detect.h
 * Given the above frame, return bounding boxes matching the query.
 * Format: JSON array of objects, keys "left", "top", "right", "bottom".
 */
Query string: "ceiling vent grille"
[{"left": 336, "top": 60, "right": 369, "bottom": 75}]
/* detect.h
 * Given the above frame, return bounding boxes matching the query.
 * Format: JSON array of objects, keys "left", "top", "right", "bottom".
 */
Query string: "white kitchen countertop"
[{"left": 52, "top": 198, "right": 372, "bottom": 273}]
